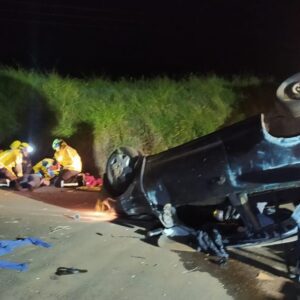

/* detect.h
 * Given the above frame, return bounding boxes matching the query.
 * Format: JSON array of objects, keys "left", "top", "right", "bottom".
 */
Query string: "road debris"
[
  {"left": 55, "top": 267, "right": 88, "bottom": 275},
  {"left": 63, "top": 213, "right": 80, "bottom": 221},
  {"left": 0, "top": 237, "right": 52, "bottom": 271},
  {"left": 110, "top": 234, "right": 140, "bottom": 239},
  {"left": 49, "top": 226, "right": 71, "bottom": 234},
  {"left": 182, "top": 266, "right": 199, "bottom": 274},
  {"left": 76, "top": 186, "right": 101, "bottom": 192},
  {"left": 4, "top": 219, "right": 20, "bottom": 224}
]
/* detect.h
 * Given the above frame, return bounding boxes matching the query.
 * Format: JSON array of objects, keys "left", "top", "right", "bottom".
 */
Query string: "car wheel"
[
  {"left": 276, "top": 73, "right": 300, "bottom": 117},
  {"left": 104, "top": 147, "right": 141, "bottom": 196}
]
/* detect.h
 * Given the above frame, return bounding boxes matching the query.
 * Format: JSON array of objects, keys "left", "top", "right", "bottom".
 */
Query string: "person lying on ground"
[{"left": 21, "top": 158, "right": 61, "bottom": 191}]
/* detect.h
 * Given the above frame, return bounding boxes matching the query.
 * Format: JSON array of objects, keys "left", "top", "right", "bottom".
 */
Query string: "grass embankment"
[{"left": 0, "top": 67, "right": 267, "bottom": 173}]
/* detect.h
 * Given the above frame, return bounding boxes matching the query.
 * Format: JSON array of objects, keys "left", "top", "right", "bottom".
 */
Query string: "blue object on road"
[
  {"left": 0, "top": 261, "right": 29, "bottom": 272},
  {"left": 0, "top": 237, "right": 52, "bottom": 271}
]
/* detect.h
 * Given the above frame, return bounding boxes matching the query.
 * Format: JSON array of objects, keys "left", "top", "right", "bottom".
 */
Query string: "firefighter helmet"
[
  {"left": 52, "top": 138, "right": 63, "bottom": 150},
  {"left": 10, "top": 140, "right": 21, "bottom": 150}
]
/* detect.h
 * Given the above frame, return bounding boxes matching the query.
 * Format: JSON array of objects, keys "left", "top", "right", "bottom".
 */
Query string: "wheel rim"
[{"left": 108, "top": 151, "right": 133, "bottom": 186}]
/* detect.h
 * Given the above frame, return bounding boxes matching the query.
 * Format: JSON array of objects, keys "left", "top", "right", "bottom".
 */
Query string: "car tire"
[
  {"left": 277, "top": 73, "right": 300, "bottom": 117},
  {"left": 104, "top": 146, "right": 141, "bottom": 196}
]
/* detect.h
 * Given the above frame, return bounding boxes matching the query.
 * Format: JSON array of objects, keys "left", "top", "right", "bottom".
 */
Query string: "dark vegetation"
[{"left": 0, "top": 67, "right": 276, "bottom": 174}]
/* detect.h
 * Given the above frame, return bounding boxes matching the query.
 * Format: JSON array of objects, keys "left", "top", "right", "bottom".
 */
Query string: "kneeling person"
[
  {"left": 0, "top": 140, "right": 26, "bottom": 190},
  {"left": 52, "top": 139, "right": 82, "bottom": 187},
  {"left": 25, "top": 158, "right": 60, "bottom": 191}
]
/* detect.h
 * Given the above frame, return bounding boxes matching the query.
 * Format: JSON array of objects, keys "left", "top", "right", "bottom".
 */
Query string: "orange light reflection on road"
[
  {"left": 77, "top": 210, "right": 117, "bottom": 222},
  {"left": 70, "top": 198, "right": 117, "bottom": 222}
]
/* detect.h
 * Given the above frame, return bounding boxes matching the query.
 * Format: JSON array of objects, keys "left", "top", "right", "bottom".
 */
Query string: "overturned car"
[{"left": 104, "top": 74, "right": 300, "bottom": 260}]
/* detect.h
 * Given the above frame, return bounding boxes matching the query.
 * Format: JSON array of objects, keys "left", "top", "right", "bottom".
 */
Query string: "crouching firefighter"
[
  {"left": 23, "top": 158, "right": 61, "bottom": 191},
  {"left": 0, "top": 140, "right": 27, "bottom": 190},
  {"left": 52, "top": 139, "right": 83, "bottom": 187}
]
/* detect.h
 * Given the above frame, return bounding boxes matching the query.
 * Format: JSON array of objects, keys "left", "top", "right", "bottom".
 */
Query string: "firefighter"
[
  {"left": 52, "top": 139, "right": 82, "bottom": 187},
  {"left": 33, "top": 158, "right": 61, "bottom": 183},
  {"left": 23, "top": 158, "right": 61, "bottom": 191},
  {"left": 0, "top": 140, "right": 24, "bottom": 190}
]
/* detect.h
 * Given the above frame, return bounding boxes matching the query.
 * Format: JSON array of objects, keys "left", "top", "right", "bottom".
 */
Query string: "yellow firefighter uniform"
[
  {"left": 33, "top": 158, "right": 60, "bottom": 180},
  {"left": 54, "top": 145, "right": 82, "bottom": 172},
  {"left": 0, "top": 149, "right": 23, "bottom": 177}
]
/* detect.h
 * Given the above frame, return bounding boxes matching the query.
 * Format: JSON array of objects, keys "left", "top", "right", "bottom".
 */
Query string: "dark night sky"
[{"left": 0, "top": 0, "right": 299, "bottom": 78}]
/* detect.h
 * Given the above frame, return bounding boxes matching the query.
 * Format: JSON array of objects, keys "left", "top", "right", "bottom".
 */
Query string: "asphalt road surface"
[{"left": 0, "top": 188, "right": 299, "bottom": 300}]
